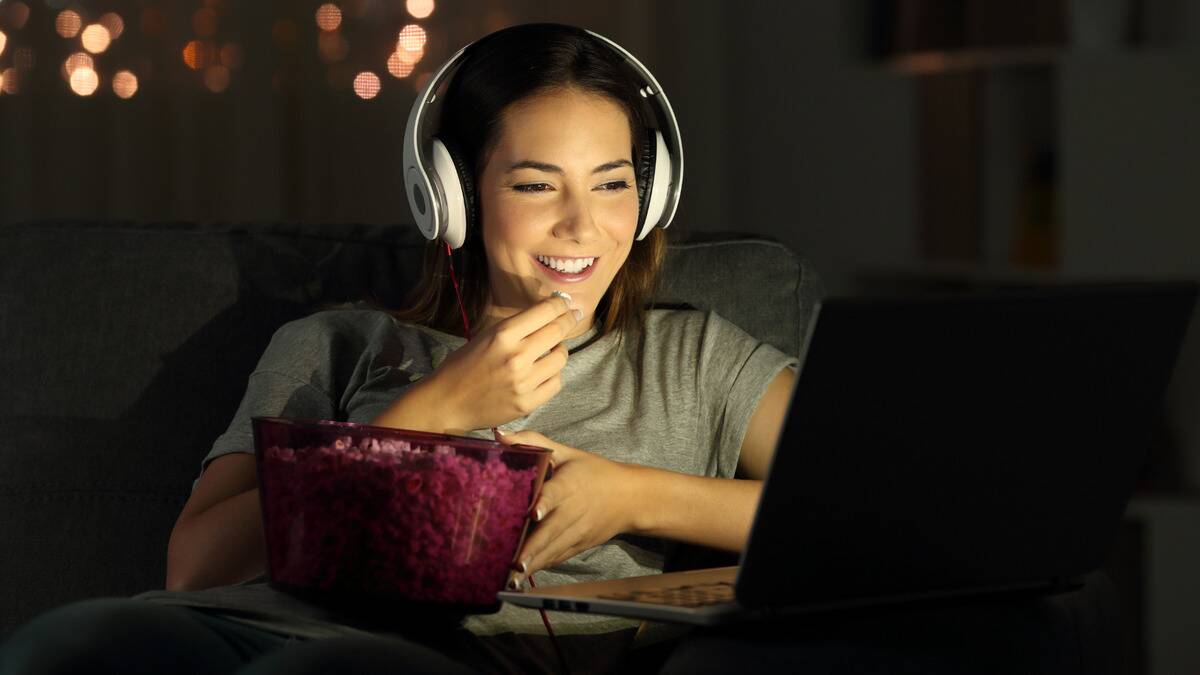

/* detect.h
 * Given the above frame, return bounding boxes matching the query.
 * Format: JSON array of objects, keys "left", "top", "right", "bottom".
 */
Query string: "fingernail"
[
  {"left": 494, "top": 428, "right": 507, "bottom": 437},
  {"left": 518, "top": 559, "right": 529, "bottom": 574},
  {"left": 572, "top": 309, "right": 583, "bottom": 321},
  {"left": 534, "top": 506, "right": 544, "bottom": 522},
  {"left": 552, "top": 290, "right": 572, "bottom": 304},
  {"left": 506, "top": 577, "right": 520, "bottom": 591}
]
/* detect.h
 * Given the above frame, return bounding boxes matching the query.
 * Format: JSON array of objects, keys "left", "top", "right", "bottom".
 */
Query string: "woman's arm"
[
  {"left": 626, "top": 469, "right": 762, "bottom": 552},
  {"left": 496, "top": 368, "right": 796, "bottom": 575},
  {"left": 616, "top": 367, "right": 795, "bottom": 551}
]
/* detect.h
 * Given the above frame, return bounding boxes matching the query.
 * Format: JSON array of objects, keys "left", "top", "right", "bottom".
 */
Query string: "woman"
[{"left": 0, "top": 23, "right": 795, "bottom": 675}]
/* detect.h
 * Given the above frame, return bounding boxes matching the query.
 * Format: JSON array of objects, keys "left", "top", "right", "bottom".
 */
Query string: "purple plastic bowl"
[{"left": 251, "top": 416, "right": 551, "bottom": 612}]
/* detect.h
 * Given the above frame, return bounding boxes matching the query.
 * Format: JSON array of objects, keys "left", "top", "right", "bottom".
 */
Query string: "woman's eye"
[
  {"left": 597, "top": 181, "right": 631, "bottom": 191},
  {"left": 513, "top": 183, "right": 553, "bottom": 193}
]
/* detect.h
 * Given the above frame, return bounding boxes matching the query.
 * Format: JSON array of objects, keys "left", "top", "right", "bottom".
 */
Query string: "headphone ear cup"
[
  {"left": 634, "top": 127, "right": 657, "bottom": 240},
  {"left": 430, "top": 136, "right": 475, "bottom": 249}
]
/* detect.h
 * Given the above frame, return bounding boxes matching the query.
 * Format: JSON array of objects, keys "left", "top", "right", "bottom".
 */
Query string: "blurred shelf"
[{"left": 881, "top": 45, "right": 1063, "bottom": 74}]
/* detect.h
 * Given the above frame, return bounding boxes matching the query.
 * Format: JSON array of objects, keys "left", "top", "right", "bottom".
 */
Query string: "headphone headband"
[{"left": 402, "top": 25, "right": 684, "bottom": 249}]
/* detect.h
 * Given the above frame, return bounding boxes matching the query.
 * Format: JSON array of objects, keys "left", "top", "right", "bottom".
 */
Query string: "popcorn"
[{"left": 259, "top": 434, "right": 543, "bottom": 606}]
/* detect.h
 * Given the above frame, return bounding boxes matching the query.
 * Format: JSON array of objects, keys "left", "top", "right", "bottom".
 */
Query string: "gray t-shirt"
[{"left": 134, "top": 303, "right": 796, "bottom": 664}]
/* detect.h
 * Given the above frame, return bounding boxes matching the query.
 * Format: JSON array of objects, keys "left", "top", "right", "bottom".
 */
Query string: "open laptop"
[{"left": 499, "top": 281, "right": 1198, "bottom": 625}]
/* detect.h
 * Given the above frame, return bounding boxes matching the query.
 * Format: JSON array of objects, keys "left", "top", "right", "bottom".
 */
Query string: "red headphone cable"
[{"left": 445, "top": 242, "right": 567, "bottom": 672}]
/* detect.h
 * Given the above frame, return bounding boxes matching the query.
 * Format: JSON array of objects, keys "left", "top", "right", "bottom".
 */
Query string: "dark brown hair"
[{"left": 385, "top": 23, "right": 670, "bottom": 348}]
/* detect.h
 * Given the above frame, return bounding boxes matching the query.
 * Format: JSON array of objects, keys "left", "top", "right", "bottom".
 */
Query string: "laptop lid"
[{"left": 735, "top": 281, "right": 1197, "bottom": 610}]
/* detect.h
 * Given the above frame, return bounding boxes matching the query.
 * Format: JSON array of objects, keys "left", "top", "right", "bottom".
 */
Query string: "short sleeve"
[
  {"left": 696, "top": 311, "right": 799, "bottom": 479},
  {"left": 191, "top": 319, "right": 338, "bottom": 494}
]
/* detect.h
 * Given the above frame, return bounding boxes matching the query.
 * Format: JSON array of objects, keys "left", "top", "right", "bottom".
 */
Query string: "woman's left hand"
[{"left": 494, "top": 429, "right": 641, "bottom": 583}]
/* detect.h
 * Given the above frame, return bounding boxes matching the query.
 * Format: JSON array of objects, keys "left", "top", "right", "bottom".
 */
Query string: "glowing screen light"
[
  {"left": 315, "top": 3, "right": 342, "bottom": 32},
  {"left": 353, "top": 71, "right": 380, "bottom": 99},
  {"left": 397, "top": 24, "right": 426, "bottom": 52},
  {"left": 112, "top": 70, "right": 138, "bottom": 98},
  {"left": 70, "top": 67, "right": 99, "bottom": 96},
  {"left": 407, "top": 0, "right": 435, "bottom": 19},
  {"left": 55, "top": 10, "right": 82, "bottom": 38},
  {"left": 81, "top": 24, "right": 112, "bottom": 54}
]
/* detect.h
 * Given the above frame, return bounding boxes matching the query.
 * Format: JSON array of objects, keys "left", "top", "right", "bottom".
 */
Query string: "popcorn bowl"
[{"left": 251, "top": 416, "right": 552, "bottom": 617}]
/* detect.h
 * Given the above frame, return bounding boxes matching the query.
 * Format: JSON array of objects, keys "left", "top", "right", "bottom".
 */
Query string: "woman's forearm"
[
  {"left": 165, "top": 488, "right": 265, "bottom": 591},
  {"left": 626, "top": 466, "right": 763, "bottom": 553},
  {"left": 368, "top": 379, "right": 464, "bottom": 435}
]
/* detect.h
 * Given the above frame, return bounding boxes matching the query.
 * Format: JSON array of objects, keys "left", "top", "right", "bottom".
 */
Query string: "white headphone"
[{"left": 401, "top": 25, "right": 684, "bottom": 249}]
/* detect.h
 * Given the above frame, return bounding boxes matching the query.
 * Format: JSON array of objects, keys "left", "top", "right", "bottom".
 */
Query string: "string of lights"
[{"left": 0, "top": 0, "right": 440, "bottom": 100}]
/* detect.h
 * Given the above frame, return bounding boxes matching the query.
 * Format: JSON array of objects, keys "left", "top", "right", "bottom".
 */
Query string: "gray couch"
[{"left": 0, "top": 220, "right": 1118, "bottom": 673}]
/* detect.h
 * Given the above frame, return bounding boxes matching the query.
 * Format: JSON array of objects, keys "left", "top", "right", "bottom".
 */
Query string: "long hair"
[{"left": 385, "top": 23, "right": 669, "bottom": 348}]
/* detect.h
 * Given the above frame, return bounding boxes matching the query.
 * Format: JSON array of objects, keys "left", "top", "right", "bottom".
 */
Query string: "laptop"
[{"left": 499, "top": 281, "right": 1198, "bottom": 625}]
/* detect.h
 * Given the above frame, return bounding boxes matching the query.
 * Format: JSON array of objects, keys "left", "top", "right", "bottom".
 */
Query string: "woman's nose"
[{"left": 553, "top": 193, "right": 601, "bottom": 242}]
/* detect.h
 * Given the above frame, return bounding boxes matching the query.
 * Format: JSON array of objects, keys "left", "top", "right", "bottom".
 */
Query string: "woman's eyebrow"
[{"left": 506, "top": 159, "right": 634, "bottom": 174}]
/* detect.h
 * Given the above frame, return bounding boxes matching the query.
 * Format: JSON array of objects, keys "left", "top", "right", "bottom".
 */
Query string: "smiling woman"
[
  {"left": 0, "top": 22, "right": 799, "bottom": 675},
  {"left": 387, "top": 25, "right": 669, "bottom": 348}
]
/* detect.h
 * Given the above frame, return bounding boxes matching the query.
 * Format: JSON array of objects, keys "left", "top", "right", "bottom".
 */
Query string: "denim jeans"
[{"left": 0, "top": 598, "right": 482, "bottom": 675}]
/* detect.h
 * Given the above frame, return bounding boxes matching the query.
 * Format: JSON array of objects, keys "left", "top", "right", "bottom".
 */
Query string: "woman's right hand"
[{"left": 420, "top": 293, "right": 583, "bottom": 432}]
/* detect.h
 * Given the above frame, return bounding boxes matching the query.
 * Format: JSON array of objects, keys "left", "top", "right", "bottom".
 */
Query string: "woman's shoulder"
[{"left": 643, "top": 307, "right": 744, "bottom": 338}]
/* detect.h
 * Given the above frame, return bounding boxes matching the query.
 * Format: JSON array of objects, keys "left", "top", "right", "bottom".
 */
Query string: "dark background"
[{"left": 2, "top": 1, "right": 1197, "bottom": 673}]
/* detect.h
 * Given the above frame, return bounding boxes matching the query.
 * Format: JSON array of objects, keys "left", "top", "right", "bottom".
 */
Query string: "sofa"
[{"left": 0, "top": 220, "right": 1120, "bottom": 673}]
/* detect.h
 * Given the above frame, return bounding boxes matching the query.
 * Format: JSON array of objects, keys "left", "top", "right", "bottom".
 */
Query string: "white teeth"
[{"left": 537, "top": 255, "right": 595, "bottom": 274}]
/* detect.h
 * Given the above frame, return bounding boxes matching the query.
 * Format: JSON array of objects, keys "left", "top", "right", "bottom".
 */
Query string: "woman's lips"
[{"left": 532, "top": 255, "right": 598, "bottom": 283}]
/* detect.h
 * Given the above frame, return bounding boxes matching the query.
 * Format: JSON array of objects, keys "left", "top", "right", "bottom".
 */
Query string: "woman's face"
[{"left": 477, "top": 87, "right": 639, "bottom": 338}]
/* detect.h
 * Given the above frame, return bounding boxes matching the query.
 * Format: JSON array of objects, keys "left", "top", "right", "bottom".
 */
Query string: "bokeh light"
[
  {"left": 63, "top": 50, "right": 93, "bottom": 74},
  {"left": 353, "top": 71, "right": 380, "bottom": 99},
  {"left": 318, "top": 32, "right": 348, "bottom": 62},
  {"left": 70, "top": 67, "right": 99, "bottom": 96},
  {"left": 315, "top": 3, "right": 341, "bottom": 32},
  {"left": 406, "top": 0, "right": 435, "bottom": 19},
  {"left": 393, "top": 43, "right": 423, "bottom": 66},
  {"left": 397, "top": 24, "right": 426, "bottom": 52},
  {"left": 182, "top": 40, "right": 214, "bottom": 70},
  {"left": 0, "top": 30, "right": 6, "bottom": 58},
  {"left": 112, "top": 70, "right": 137, "bottom": 98},
  {"left": 55, "top": 10, "right": 82, "bottom": 38},
  {"left": 387, "top": 51, "right": 415, "bottom": 78},
  {"left": 1, "top": 67, "right": 17, "bottom": 94},
  {"left": 219, "top": 43, "right": 243, "bottom": 69},
  {"left": 98, "top": 13, "right": 124, "bottom": 40},
  {"left": 204, "top": 64, "right": 230, "bottom": 92},
  {"left": 0, "top": 70, "right": 5, "bottom": 95},
  {"left": 4, "top": 3, "right": 30, "bottom": 31},
  {"left": 193, "top": 8, "right": 218, "bottom": 37},
  {"left": 81, "top": 24, "right": 112, "bottom": 53}
]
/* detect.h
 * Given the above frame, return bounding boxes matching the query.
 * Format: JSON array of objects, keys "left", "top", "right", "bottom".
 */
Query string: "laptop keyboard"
[{"left": 597, "top": 581, "right": 735, "bottom": 608}]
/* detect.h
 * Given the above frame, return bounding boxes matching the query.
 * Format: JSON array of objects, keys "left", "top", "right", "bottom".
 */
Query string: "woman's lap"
[
  {"left": 0, "top": 597, "right": 289, "bottom": 675},
  {"left": 0, "top": 598, "right": 484, "bottom": 675}
]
